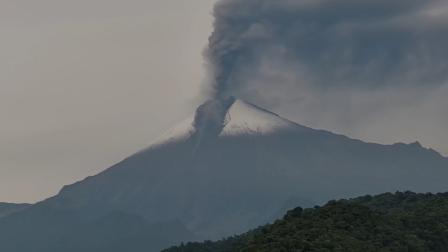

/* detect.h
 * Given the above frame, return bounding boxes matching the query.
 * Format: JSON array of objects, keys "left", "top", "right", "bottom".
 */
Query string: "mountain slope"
[
  {"left": 0, "top": 98, "right": 447, "bottom": 251},
  {"left": 0, "top": 203, "right": 30, "bottom": 218},
  {"left": 0, "top": 202, "right": 196, "bottom": 252},
  {"left": 164, "top": 192, "right": 448, "bottom": 252}
]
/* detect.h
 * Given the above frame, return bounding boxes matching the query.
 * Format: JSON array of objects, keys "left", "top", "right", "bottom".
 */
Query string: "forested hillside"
[{"left": 163, "top": 192, "right": 448, "bottom": 252}]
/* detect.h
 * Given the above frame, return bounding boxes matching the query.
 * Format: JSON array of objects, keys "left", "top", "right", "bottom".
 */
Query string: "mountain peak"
[
  {"left": 149, "top": 98, "right": 299, "bottom": 148},
  {"left": 220, "top": 99, "right": 297, "bottom": 136}
]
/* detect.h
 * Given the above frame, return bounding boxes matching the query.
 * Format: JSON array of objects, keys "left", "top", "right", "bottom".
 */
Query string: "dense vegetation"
[{"left": 163, "top": 192, "right": 448, "bottom": 252}]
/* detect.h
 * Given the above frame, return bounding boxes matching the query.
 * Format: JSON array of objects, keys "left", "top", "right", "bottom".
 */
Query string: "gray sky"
[
  {"left": 1, "top": 0, "right": 216, "bottom": 203},
  {"left": 1, "top": 0, "right": 447, "bottom": 203}
]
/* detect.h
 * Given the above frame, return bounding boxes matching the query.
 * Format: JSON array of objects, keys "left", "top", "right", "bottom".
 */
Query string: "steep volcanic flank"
[
  {"left": 149, "top": 98, "right": 300, "bottom": 148},
  {"left": 0, "top": 203, "right": 30, "bottom": 218},
  {"left": 0, "top": 99, "right": 448, "bottom": 252}
]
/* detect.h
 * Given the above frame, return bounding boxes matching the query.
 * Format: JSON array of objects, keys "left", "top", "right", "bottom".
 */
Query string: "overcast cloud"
[{"left": 1, "top": 0, "right": 215, "bottom": 203}]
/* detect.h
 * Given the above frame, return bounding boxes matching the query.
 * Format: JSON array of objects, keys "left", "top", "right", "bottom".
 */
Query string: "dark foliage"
[{"left": 163, "top": 192, "right": 448, "bottom": 252}]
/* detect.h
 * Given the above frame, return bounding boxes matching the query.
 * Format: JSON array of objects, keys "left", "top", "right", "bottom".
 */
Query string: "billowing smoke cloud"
[
  {"left": 206, "top": 0, "right": 448, "bottom": 96},
  {"left": 203, "top": 0, "right": 448, "bottom": 154}
]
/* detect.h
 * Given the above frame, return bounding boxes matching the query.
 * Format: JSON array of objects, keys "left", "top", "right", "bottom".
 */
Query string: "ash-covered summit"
[
  {"left": 151, "top": 97, "right": 301, "bottom": 147},
  {"left": 1, "top": 98, "right": 448, "bottom": 252}
]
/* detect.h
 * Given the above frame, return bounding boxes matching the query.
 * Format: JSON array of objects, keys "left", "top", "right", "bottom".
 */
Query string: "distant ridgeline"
[
  {"left": 0, "top": 203, "right": 30, "bottom": 218},
  {"left": 163, "top": 192, "right": 448, "bottom": 252}
]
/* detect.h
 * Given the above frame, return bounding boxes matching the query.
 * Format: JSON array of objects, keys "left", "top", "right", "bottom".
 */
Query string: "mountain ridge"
[
  {"left": 0, "top": 203, "right": 30, "bottom": 218},
  {"left": 141, "top": 98, "right": 441, "bottom": 157},
  {"left": 1, "top": 98, "right": 447, "bottom": 252}
]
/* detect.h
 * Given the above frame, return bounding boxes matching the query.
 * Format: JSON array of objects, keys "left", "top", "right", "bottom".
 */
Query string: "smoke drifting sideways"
[{"left": 203, "top": 0, "right": 448, "bottom": 154}]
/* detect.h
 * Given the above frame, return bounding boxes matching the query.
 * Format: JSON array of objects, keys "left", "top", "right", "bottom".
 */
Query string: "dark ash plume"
[
  {"left": 205, "top": 0, "right": 448, "bottom": 99},
  {"left": 191, "top": 96, "right": 235, "bottom": 153},
  {"left": 193, "top": 96, "right": 235, "bottom": 138}
]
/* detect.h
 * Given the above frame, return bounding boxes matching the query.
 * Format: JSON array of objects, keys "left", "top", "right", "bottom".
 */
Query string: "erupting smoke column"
[
  {"left": 191, "top": 96, "right": 236, "bottom": 153},
  {"left": 204, "top": 0, "right": 448, "bottom": 101},
  {"left": 193, "top": 96, "right": 235, "bottom": 137}
]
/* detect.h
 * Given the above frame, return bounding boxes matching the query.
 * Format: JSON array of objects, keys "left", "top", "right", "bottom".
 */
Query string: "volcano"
[{"left": 1, "top": 98, "right": 448, "bottom": 252}]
